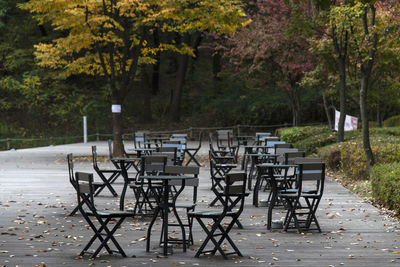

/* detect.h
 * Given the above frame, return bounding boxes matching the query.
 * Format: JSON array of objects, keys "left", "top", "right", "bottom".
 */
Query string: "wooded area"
[{"left": 2, "top": 0, "right": 400, "bottom": 159}]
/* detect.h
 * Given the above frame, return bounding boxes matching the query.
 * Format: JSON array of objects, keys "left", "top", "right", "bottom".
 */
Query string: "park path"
[{"left": 0, "top": 142, "right": 399, "bottom": 267}]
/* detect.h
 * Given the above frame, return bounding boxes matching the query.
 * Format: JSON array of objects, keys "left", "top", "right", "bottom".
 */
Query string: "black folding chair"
[
  {"left": 162, "top": 140, "right": 185, "bottom": 165},
  {"left": 188, "top": 173, "right": 247, "bottom": 259},
  {"left": 92, "top": 146, "right": 120, "bottom": 197},
  {"left": 216, "top": 130, "right": 238, "bottom": 163},
  {"left": 185, "top": 131, "right": 202, "bottom": 166},
  {"left": 208, "top": 150, "right": 237, "bottom": 207},
  {"left": 75, "top": 172, "right": 134, "bottom": 258},
  {"left": 279, "top": 162, "right": 326, "bottom": 232},
  {"left": 130, "top": 155, "right": 166, "bottom": 216},
  {"left": 67, "top": 154, "right": 104, "bottom": 216}
]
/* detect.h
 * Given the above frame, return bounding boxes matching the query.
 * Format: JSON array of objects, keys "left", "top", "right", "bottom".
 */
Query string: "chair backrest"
[
  {"left": 67, "top": 153, "right": 75, "bottom": 186},
  {"left": 75, "top": 172, "right": 95, "bottom": 211},
  {"left": 156, "top": 146, "right": 178, "bottom": 165},
  {"left": 164, "top": 165, "right": 200, "bottom": 186},
  {"left": 216, "top": 130, "right": 234, "bottom": 148},
  {"left": 266, "top": 140, "right": 286, "bottom": 148},
  {"left": 274, "top": 143, "right": 293, "bottom": 149},
  {"left": 134, "top": 131, "right": 148, "bottom": 148},
  {"left": 297, "top": 162, "right": 326, "bottom": 196},
  {"left": 91, "top": 145, "right": 100, "bottom": 170},
  {"left": 284, "top": 151, "right": 306, "bottom": 164},
  {"left": 108, "top": 139, "right": 114, "bottom": 159},
  {"left": 275, "top": 147, "right": 298, "bottom": 155},
  {"left": 140, "top": 155, "right": 167, "bottom": 175},
  {"left": 170, "top": 134, "right": 187, "bottom": 145},
  {"left": 294, "top": 157, "right": 323, "bottom": 164},
  {"left": 162, "top": 141, "right": 185, "bottom": 157},
  {"left": 255, "top": 132, "right": 271, "bottom": 144},
  {"left": 223, "top": 173, "right": 247, "bottom": 212},
  {"left": 191, "top": 131, "right": 203, "bottom": 149}
]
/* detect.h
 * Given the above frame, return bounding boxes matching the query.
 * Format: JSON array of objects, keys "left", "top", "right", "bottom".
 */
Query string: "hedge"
[{"left": 371, "top": 163, "right": 400, "bottom": 214}]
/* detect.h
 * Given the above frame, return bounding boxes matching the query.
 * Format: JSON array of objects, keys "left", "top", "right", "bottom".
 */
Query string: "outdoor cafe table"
[
  {"left": 244, "top": 153, "right": 278, "bottom": 190},
  {"left": 254, "top": 163, "right": 297, "bottom": 230},
  {"left": 112, "top": 157, "right": 141, "bottom": 210},
  {"left": 236, "top": 135, "right": 255, "bottom": 146},
  {"left": 141, "top": 174, "right": 194, "bottom": 256},
  {"left": 242, "top": 145, "right": 269, "bottom": 170}
]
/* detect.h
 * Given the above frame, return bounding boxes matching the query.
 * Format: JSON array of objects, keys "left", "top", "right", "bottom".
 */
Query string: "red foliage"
[{"left": 226, "top": 0, "right": 314, "bottom": 84}]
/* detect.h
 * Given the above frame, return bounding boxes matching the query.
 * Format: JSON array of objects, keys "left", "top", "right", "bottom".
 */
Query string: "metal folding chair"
[
  {"left": 185, "top": 131, "right": 202, "bottom": 166},
  {"left": 188, "top": 173, "right": 247, "bottom": 259},
  {"left": 67, "top": 154, "right": 104, "bottom": 216},
  {"left": 208, "top": 150, "right": 237, "bottom": 207},
  {"left": 279, "top": 162, "right": 326, "bottom": 232},
  {"left": 130, "top": 155, "right": 166, "bottom": 216},
  {"left": 75, "top": 172, "right": 134, "bottom": 258},
  {"left": 92, "top": 146, "right": 120, "bottom": 197}
]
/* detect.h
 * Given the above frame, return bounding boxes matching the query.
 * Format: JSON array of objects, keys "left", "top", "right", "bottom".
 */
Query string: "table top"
[
  {"left": 244, "top": 145, "right": 267, "bottom": 148},
  {"left": 140, "top": 175, "right": 194, "bottom": 180},
  {"left": 112, "top": 157, "right": 141, "bottom": 161},
  {"left": 215, "top": 164, "right": 237, "bottom": 167},
  {"left": 256, "top": 163, "right": 297, "bottom": 168},
  {"left": 244, "top": 153, "right": 279, "bottom": 157}
]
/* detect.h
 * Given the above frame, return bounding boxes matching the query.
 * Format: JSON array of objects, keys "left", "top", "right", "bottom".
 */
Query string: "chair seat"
[
  {"left": 97, "top": 169, "right": 120, "bottom": 173},
  {"left": 92, "top": 181, "right": 105, "bottom": 186},
  {"left": 216, "top": 190, "right": 250, "bottom": 197},
  {"left": 175, "top": 203, "right": 196, "bottom": 209},
  {"left": 188, "top": 210, "right": 238, "bottom": 218},
  {"left": 87, "top": 210, "right": 135, "bottom": 217},
  {"left": 279, "top": 189, "right": 318, "bottom": 196}
]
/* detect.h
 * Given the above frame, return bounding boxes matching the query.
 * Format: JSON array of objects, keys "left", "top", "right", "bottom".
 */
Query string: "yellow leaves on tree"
[{"left": 21, "top": 0, "right": 248, "bottom": 79}]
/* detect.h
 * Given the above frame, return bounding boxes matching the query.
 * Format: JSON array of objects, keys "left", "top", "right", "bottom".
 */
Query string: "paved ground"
[{"left": 0, "top": 142, "right": 399, "bottom": 267}]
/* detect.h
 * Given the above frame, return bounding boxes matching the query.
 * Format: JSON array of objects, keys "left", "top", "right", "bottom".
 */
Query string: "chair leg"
[
  {"left": 194, "top": 217, "right": 227, "bottom": 259},
  {"left": 80, "top": 216, "right": 113, "bottom": 257},
  {"left": 185, "top": 150, "right": 201, "bottom": 166},
  {"left": 91, "top": 217, "right": 127, "bottom": 258},
  {"left": 212, "top": 217, "right": 243, "bottom": 257},
  {"left": 95, "top": 171, "right": 119, "bottom": 197}
]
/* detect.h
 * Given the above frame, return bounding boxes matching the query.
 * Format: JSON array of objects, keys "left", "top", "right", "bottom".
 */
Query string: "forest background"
[{"left": 1, "top": 0, "right": 400, "bottom": 151}]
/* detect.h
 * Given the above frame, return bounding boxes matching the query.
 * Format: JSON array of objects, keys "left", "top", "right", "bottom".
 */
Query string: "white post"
[{"left": 83, "top": 116, "right": 87, "bottom": 143}]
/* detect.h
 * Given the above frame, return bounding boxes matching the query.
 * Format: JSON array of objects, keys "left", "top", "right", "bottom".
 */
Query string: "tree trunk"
[
  {"left": 322, "top": 92, "right": 333, "bottom": 130},
  {"left": 152, "top": 29, "right": 160, "bottom": 95},
  {"left": 377, "top": 103, "right": 382, "bottom": 127},
  {"left": 360, "top": 75, "right": 374, "bottom": 175},
  {"left": 337, "top": 55, "right": 346, "bottom": 142},
  {"left": 170, "top": 34, "right": 191, "bottom": 122},
  {"left": 289, "top": 95, "right": 299, "bottom": 127},
  {"left": 212, "top": 52, "right": 222, "bottom": 80},
  {"left": 112, "top": 93, "right": 124, "bottom": 157},
  {"left": 359, "top": 4, "right": 377, "bottom": 175},
  {"left": 141, "top": 74, "right": 152, "bottom": 123}
]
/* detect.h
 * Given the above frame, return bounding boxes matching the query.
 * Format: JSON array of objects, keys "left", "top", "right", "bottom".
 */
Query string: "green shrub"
[
  {"left": 340, "top": 142, "right": 370, "bottom": 179},
  {"left": 371, "top": 163, "right": 400, "bottom": 214},
  {"left": 318, "top": 144, "right": 341, "bottom": 170},
  {"left": 294, "top": 132, "right": 337, "bottom": 154},
  {"left": 383, "top": 115, "right": 400, "bottom": 127},
  {"left": 278, "top": 125, "right": 331, "bottom": 144},
  {"left": 318, "top": 140, "right": 400, "bottom": 180}
]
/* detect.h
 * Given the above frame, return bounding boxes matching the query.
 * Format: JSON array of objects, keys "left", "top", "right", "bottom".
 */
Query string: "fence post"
[
  {"left": 189, "top": 127, "right": 193, "bottom": 140},
  {"left": 237, "top": 124, "right": 241, "bottom": 136},
  {"left": 83, "top": 116, "right": 87, "bottom": 143},
  {"left": 96, "top": 133, "right": 100, "bottom": 141},
  {"left": 7, "top": 138, "right": 10, "bottom": 150},
  {"left": 50, "top": 136, "right": 53, "bottom": 145}
]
